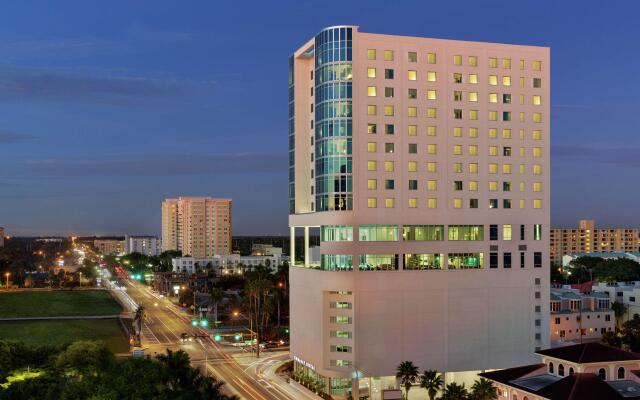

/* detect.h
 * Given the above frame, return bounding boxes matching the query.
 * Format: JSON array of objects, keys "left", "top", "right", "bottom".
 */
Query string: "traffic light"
[
  {"left": 214, "top": 334, "right": 221, "bottom": 342},
  {"left": 191, "top": 320, "right": 198, "bottom": 327},
  {"left": 234, "top": 334, "right": 241, "bottom": 341},
  {"left": 200, "top": 319, "right": 209, "bottom": 327}
]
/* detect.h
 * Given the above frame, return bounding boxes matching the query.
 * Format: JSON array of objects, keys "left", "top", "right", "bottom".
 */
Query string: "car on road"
[{"left": 180, "top": 333, "right": 193, "bottom": 343}]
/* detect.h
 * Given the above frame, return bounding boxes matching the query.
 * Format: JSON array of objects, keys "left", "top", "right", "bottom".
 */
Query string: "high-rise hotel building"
[
  {"left": 288, "top": 26, "right": 550, "bottom": 398},
  {"left": 161, "top": 197, "right": 232, "bottom": 258}
]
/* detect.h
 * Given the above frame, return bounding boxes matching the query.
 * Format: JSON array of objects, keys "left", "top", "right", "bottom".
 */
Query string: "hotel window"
[
  {"left": 408, "top": 51, "right": 417, "bottom": 62},
  {"left": 489, "top": 128, "right": 497, "bottom": 138},
  {"left": 469, "top": 110, "right": 478, "bottom": 120},
  {"left": 470, "top": 199, "right": 478, "bottom": 208},
  {"left": 427, "top": 126, "right": 437, "bottom": 136},
  {"left": 359, "top": 225, "right": 399, "bottom": 241},
  {"left": 488, "top": 75, "right": 498, "bottom": 85},
  {"left": 503, "top": 111, "right": 512, "bottom": 121},
  {"left": 533, "top": 199, "right": 542, "bottom": 209},
  {"left": 385, "top": 87, "right": 395, "bottom": 97},
  {"left": 533, "top": 112, "right": 542, "bottom": 123},
  {"left": 408, "top": 125, "right": 417, "bottom": 136},
  {"left": 385, "top": 124, "right": 395, "bottom": 134},
  {"left": 408, "top": 70, "right": 417, "bottom": 80},
  {"left": 503, "top": 93, "right": 511, "bottom": 104},
  {"left": 384, "top": 69, "right": 394, "bottom": 79},
  {"left": 503, "top": 252, "right": 512, "bottom": 268},
  {"left": 469, "top": 127, "right": 478, "bottom": 138},
  {"left": 489, "top": 199, "right": 498, "bottom": 208},
  {"left": 453, "top": 145, "right": 462, "bottom": 155},
  {"left": 533, "top": 182, "right": 542, "bottom": 192},
  {"left": 469, "top": 73, "right": 478, "bottom": 84},
  {"left": 468, "top": 92, "right": 478, "bottom": 102},
  {"left": 489, "top": 111, "right": 498, "bottom": 121},
  {"left": 367, "top": 179, "right": 377, "bottom": 189},
  {"left": 427, "top": 198, "right": 437, "bottom": 209},
  {"left": 360, "top": 254, "right": 398, "bottom": 271},
  {"left": 408, "top": 107, "right": 417, "bottom": 117},
  {"left": 532, "top": 130, "right": 542, "bottom": 140},
  {"left": 453, "top": 91, "right": 462, "bottom": 101},
  {"left": 368, "top": 123, "right": 377, "bottom": 134},
  {"left": 520, "top": 224, "right": 525, "bottom": 240},
  {"left": 489, "top": 93, "right": 498, "bottom": 103},
  {"left": 519, "top": 147, "right": 525, "bottom": 157},
  {"left": 384, "top": 105, "right": 394, "bottom": 116},
  {"left": 490, "top": 225, "right": 498, "bottom": 240},
  {"left": 427, "top": 52, "right": 437, "bottom": 64},
  {"left": 427, "top": 144, "right": 437, "bottom": 154},
  {"left": 520, "top": 164, "right": 526, "bottom": 174},
  {"left": 384, "top": 161, "right": 394, "bottom": 172},
  {"left": 533, "top": 164, "right": 542, "bottom": 175},
  {"left": 520, "top": 94, "right": 525, "bottom": 105},
  {"left": 519, "top": 181, "right": 525, "bottom": 192},
  {"left": 453, "top": 127, "right": 462, "bottom": 137},
  {"left": 534, "top": 252, "right": 542, "bottom": 268},
  {"left": 468, "top": 145, "right": 478, "bottom": 156},
  {"left": 503, "top": 76, "right": 511, "bottom": 86},
  {"left": 490, "top": 252, "right": 498, "bottom": 268},
  {"left": 534, "top": 224, "right": 542, "bottom": 240},
  {"left": 408, "top": 161, "right": 417, "bottom": 172},
  {"left": 427, "top": 162, "right": 437, "bottom": 172},
  {"left": 367, "top": 161, "right": 377, "bottom": 171},
  {"left": 502, "top": 58, "right": 511, "bottom": 69},
  {"left": 533, "top": 147, "right": 542, "bottom": 158},
  {"left": 503, "top": 146, "right": 512, "bottom": 156},
  {"left": 321, "top": 226, "right": 354, "bottom": 242},
  {"left": 503, "top": 164, "right": 512, "bottom": 174},
  {"left": 448, "top": 225, "right": 483, "bottom": 241},
  {"left": 489, "top": 57, "right": 498, "bottom": 68},
  {"left": 468, "top": 163, "right": 478, "bottom": 173},
  {"left": 367, "top": 198, "right": 377, "bottom": 208},
  {"left": 489, "top": 163, "right": 498, "bottom": 174},
  {"left": 448, "top": 253, "right": 483, "bottom": 269},
  {"left": 404, "top": 253, "right": 443, "bottom": 270},
  {"left": 408, "top": 198, "right": 418, "bottom": 208},
  {"left": 427, "top": 180, "right": 437, "bottom": 191},
  {"left": 454, "top": 181, "right": 463, "bottom": 191},
  {"left": 533, "top": 78, "right": 542, "bottom": 88},
  {"left": 427, "top": 90, "right": 437, "bottom": 100},
  {"left": 503, "top": 181, "right": 511, "bottom": 191},
  {"left": 453, "top": 54, "right": 462, "bottom": 65},
  {"left": 385, "top": 198, "right": 395, "bottom": 208},
  {"left": 468, "top": 55, "right": 477, "bottom": 66},
  {"left": 533, "top": 60, "right": 542, "bottom": 71},
  {"left": 533, "top": 95, "right": 541, "bottom": 105},
  {"left": 469, "top": 180, "right": 478, "bottom": 191},
  {"left": 519, "top": 59, "right": 525, "bottom": 70},
  {"left": 408, "top": 88, "right": 417, "bottom": 99},
  {"left": 520, "top": 76, "right": 525, "bottom": 88},
  {"left": 503, "top": 224, "right": 512, "bottom": 240},
  {"left": 367, "top": 67, "right": 376, "bottom": 78},
  {"left": 453, "top": 163, "right": 463, "bottom": 173},
  {"left": 408, "top": 180, "right": 418, "bottom": 190},
  {"left": 367, "top": 49, "right": 376, "bottom": 60},
  {"left": 330, "top": 345, "right": 352, "bottom": 353},
  {"left": 367, "top": 86, "right": 377, "bottom": 97},
  {"left": 384, "top": 50, "right": 394, "bottom": 61},
  {"left": 367, "top": 105, "right": 377, "bottom": 115},
  {"left": 453, "top": 73, "right": 462, "bottom": 83},
  {"left": 427, "top": 71, "right": 437, "bottom": 81},
  {"left": 367, "top": 142, "right": 377, "bottom": 152},
  {"left": 427, "top": 108, "right": 437, "bottom": 118},
  {"left": 408, "top": 143, "right": 417, "bottom": 154}
]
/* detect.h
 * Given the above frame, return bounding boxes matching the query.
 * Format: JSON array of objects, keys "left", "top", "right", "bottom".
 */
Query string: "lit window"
[
  {"left": 408, "top": 161, "right": 417, "bottom": 172},
  {"left": 427, "top": 198, "right": 437, "bottom": 208},
  {"left": 468, "top": 92, "right": 478, "bottom": 102},
  {"left": 519, "top": 59, "right": 525, "bottom": 70},
  {"left": 502, "top": 58, "right": 511, "bottom": 69},
  {"left": 367, "top": 179, "right": 377, "bottom": 189},
  {"left": 367, "top": 67, "right": 376, "bottom": 78},
  {"left": 533, "top": 112, "right": 542, "bottom": 123},
  {"left": 427, "top": 144, "right": 437, "bottom": 155},
  {"left": 519, "top": 164, "right": 525, "bottom": 174},
  {"left": 519, "top": 199, "right": 525, "bottom": 209},
  {"left": 503, "top": 94, "right": 511, "bottom": 104},
  {"left": 469, "top": 110, "right": 478, "bottom": 120},
  {"left": 408, "top": 198, "right": 418, "bottom": 208},
  {"left": 489, "top": 146, "right": 498, "bottom": 156},
  {"left": 427, "top": 108, "right": 437, "bottom": 118},
  {"left": 453, "top": 162, "right": 463, "bottom": 173},
  {"left": 468, "top": 145, "right": 478, "bottom": 156},
  {"left": 453, "top": 127, "right": 462, "bottom": 137},
  {"left": 489, "top": 181, "right": 498, "bottom": 191},
  {"left": 427, "top": 126, "right": 437, "bottom": 136},
  {"left": 489, "top": 163, "right": 498, "bottom": 174},
  {"left": 533, "top": 199, "right": 542, "bottom": 209},
  {"left": 427, "top": 90, "right": 437, "bottom": 100},
  {"left": 427, "top": 52, "right": 436, "bottom": 64},
  {"left": 519, "top": 181, "right": 525, "bottom": 192},
  {"left": 453, "top": 73, "right": 463, "bottom": 84},
  {"left": 503, "top": 129, "right": 512, "bottom": 139},
  {"left": 453, "top": 145, "right": 462, "bottom": 155},
  {"left": 532, "top": 130, "right": 542, "bottom": 140},
  {"left": 408, "top": 125, "right": 417, "bottom": 136},
  {"left": 489, "top": 111, "right": 498, "bottom": 121},
  {"left": 519, "top": 112, "right": 525, "bottom": 122},
  {"left": 408, "top": 107, "right": 417, "bottom": 117},
  {"left": 367, "top": 142, "right": 377, "bottom": 152},
  {"left": 489, "top": 57, "right": 498, "bottom": 68},
  {"left": 503, "top": 225, "right": 512, "bottom": 240},
  {"left": 489, "top": 93, "right": 498, "bottom": 103},
  {"left": 367, "top": 86, "right": 377, "bottom": 97},
  {"left": 533, "top": 60, "right": 542, "bottom": 71},
  {"left": 533, "top": 95, "right": 541, "bottom": 105},
  {"left": 469, "top": 74, "right": 478, "bottom": 84},
  {"left": 503, "top": 164, "right": 512, "bottom": 174},
  {"left": 384, "top": 105, "right": 394, "bottom": 116},
  {"left": 453, "top": 198, "right": 463, "bottom": 208},
  {"left": 533, "top": 182, "right": 542, "bottom": 192},
  {"left": 520, "top": 76, "right": 526, "bottom": 88},
  {"left": 469, "top": 181, "right": 478, "bottom": 191},
  {"left": 427, "top": 162, "right": 437, "bottom": 172},
  {"left": 385, "top": 198, "right": 395, "bottom": 208},
  {"left": 519, "top": 147, "right": 525, "bottom": 157},
  {"left": 488, "top": 75, "right": 497, "bottom": 85},
  {"left": 367, "top": 198, "right": 377, "bottom": 208},
  {"left": 367, "top": 49, "right": 376, "bottom": 60},
  {"left": 520, "top": 94, "right": 525, "bottom": 105},
  {"left": 503, "top": 76, "right": 511, "bottom": 86},
  {"left": 469, "top": 127, "right": 478, "bottom": 138},
  {"left": 384, "top": 50, "right": 394, "bottom": 61},
  {"left": 454, "top": 91, "right": 462, "bottom": 101},
  {"left": 468, "top": 163, "right": 478, "bottom": 173},
  {"left": 427, "top": 71, "right": 437, "bottom": 82},
  {"left": 367, "top": 161, "right": 377, "bottom": 171},
  {"left": 367, "top": 105, "right": 377, "bottom": 115},
  {"left": 533, "top": 147, "right": 542, "bottom": 158},
  {"left": 427, "top": 180, "right": 437, "bottom": 191},
  {"left": 468, "top": 56, "right": 477, "bottom": 66},
  {"left": 384, "top": 161, "right": 394, "bottom": 172},
  {"left": 408, "top": 70, "right": 417, "bottom": 81},
  {"left": 408, "top": 51, "right": 417, "bottom": 62},
  {"left": 519, "top": 129, "right": 525, "bottom": 140},
  {"left": 489, "top": 128, "right": 497, "bottom": 138},
  {"left": 453, "top": 55, "right": 462, "bottom": 65},
  {"left": 533, "top": 164, "right": 542, "bottom": 175}
]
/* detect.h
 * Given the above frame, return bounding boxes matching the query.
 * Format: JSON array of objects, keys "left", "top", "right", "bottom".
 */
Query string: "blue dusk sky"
[{"left": 1, "top": 0, "right": 639, "bottom": 236}]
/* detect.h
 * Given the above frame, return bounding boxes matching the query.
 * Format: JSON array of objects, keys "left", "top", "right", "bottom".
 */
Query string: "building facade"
[
  {"left": 125, "top": 235, "right": 161, "bottom": 257},
  {"left": 550, "top": 289, "right": 614, "bottom": 344},
  {"left": 161, "top": 197, "right": 232, "bottom": 258},
  {"left": 0, "top": 227, "right": 4, "bottom": 247},
  {"left": 550, "top": 219, "right": 640, "bottom": 265},
  {"left": 94, "top": 239, "right": 125, "bottom": 255},
  {"left": 289, "top": 26, "right": 550, "bottom": 398},
  {"left": 171, "top": 253, "right": 286, "bottom": 274}
]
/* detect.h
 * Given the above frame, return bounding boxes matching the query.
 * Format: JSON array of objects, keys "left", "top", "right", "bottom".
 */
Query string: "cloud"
[
  {"left": 552, "top": 144, "right": 640, "bottom": 167},
  {"left": 17, "top": 152, "right": 287, "bottom": 177},
  {"left": 0, "top": 66, "right": 209, "bottom": 105},
  {"left": 0, "top": 130, "right": 35, "bottom": 144}
]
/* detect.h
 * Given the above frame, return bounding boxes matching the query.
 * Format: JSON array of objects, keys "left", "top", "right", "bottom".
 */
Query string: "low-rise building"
[
  {"left": 593, "top": 282, "right": 640, "bottom": 323},
  {"left": 125, "top": 235, "right": 161, "bottom": 257},
  {"left": 171, "top": 253, "right": 287, "bottom": 274},
  {"left": 550, "top": 289, "right": 614, "bottom": 343},
  {"left": 251, "top": 244, "right": 283, "bottom": 257},
  {"left": 481, "top": 343, "right": 640, "bottom": 400},
  {"left": 94, "top": 239, "right": 125, "bottom": 255},
  {"left": 562, "top": 251, "right": 640, "bottom": 267}
]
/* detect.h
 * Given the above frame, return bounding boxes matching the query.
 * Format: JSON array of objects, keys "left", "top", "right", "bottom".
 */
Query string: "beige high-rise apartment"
[
  {"left": 550, "top": 219, "right": 640, "bottom": 265},
  {"left": 161, "top": 197, "right": 232, "bottom": 257},
  {"left": 289, "top": 26, "right": 550, "bottom": 398}
]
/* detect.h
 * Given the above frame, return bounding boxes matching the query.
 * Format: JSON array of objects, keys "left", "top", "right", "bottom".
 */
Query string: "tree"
[
  {"left": 209, "top": 286, "right": 224, "bottom": 327},
  {"left": 612, "top": 301, "right": 628, "bottom": 328},
  {"left": 245, "top": 278, "right": 272, "bottom": 357},
  {"left": 470, "top": 378, "right": 497, "bottom": 400},
  {"left": 419, "top": 369, "right": 442, "bottom": 400},
  {"left": 603, "top": 331, "right": 623, "bottom": 348},
  {"left": 441, "top": 382, "right": 469, "bottom": 400},
  {"left": 396, "top": 361, "right": 419, "bottom": 399},
  {"left": 54, "top": 341, "right": 114, "bottom": 377},
  {"left": 620, "top": 314, "right": 640, "bottom": 352}
]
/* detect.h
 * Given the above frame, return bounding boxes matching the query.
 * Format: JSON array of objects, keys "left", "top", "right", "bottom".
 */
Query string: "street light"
[
  {"left": 4, "top": 272, "right": 10, "bottom": 290},
  {"left": 232, "top": 310, "right": 259, "bottom": 358}
]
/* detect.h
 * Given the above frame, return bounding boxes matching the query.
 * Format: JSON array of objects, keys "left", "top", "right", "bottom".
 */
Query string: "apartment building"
[
  {"left": 161, "top": 197, "right": 232, "bottom": 258},
  {"left": 125, "top": 235, "right": 161, "bottom": 257},
  {"left": 94, "top": 239, "right": 125, "bottom": 255},
  {"left": 551, "top": 219, "right": 640, "bottom": 265},
  {"left": 0, "top": 227, "right": 4, "bottom": 247},
  {"left": 550, "top": 289, "right": 614, "bottom": 343},
  {"left": 289, "top": 26, "right": 550, "bottom": 398}
]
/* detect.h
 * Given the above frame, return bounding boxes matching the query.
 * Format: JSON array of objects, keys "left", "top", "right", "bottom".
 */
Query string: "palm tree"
[
  {"left": 470, "top": 378, "right": 497, "bottom": 400},
  {"left": 396, "top": 361, "right": 419, "bottom": 399},
  {"left": 209, "top": 286, "right": 224, "bottom": 327},
  {"left": 419, "top": 369, "right": 443, "bottom": 400},
  {"left": 442, "top": 382, "right": 468, "bottom": 400},
  {"left": 612, "top": 301, "right": 628, "bottom": 328}
]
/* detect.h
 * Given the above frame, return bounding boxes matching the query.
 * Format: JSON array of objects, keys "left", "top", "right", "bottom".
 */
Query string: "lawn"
[
  {"left": 0, "top": 290, "right": 122, "bottom": 318},
  {"left": 0, "top": 319, "right": 130, "bottom": 353}
]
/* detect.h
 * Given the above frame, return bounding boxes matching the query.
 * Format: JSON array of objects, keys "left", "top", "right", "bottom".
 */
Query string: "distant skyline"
[{"left": 1, "top": 0, "right": 640, "bottom": 236}]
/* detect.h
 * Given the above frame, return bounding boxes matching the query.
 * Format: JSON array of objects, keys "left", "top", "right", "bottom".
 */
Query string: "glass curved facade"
[{"left": 315, "top": 26, "right": 353, "bottom": 211}]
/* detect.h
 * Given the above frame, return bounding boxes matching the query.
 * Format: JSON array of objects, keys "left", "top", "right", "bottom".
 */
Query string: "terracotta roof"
[
  {"left": 536, "top": 343, "right": 640, "bottom": 363},
  {"left": 537, "top": 373, "right": 628, "bottom": 400},
  {"left": 479, "top": 364, "right": 545, "bottom": 384}
]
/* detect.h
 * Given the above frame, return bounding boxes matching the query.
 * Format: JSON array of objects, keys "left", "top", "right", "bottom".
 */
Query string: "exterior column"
[
  {"left": 304, "top": 226, "right": 310, "bottom": 268},
  {"left": 290, "top": 226, "right": 296, "bottom": 266}
]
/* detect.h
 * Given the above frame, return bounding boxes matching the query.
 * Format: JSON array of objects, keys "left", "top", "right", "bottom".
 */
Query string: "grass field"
[
  {"left": 0, "top": 319, "right": 130, "bottom": 353},
  {"left": 0, "top": 290, "right": 122, "bottom": 318}
]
